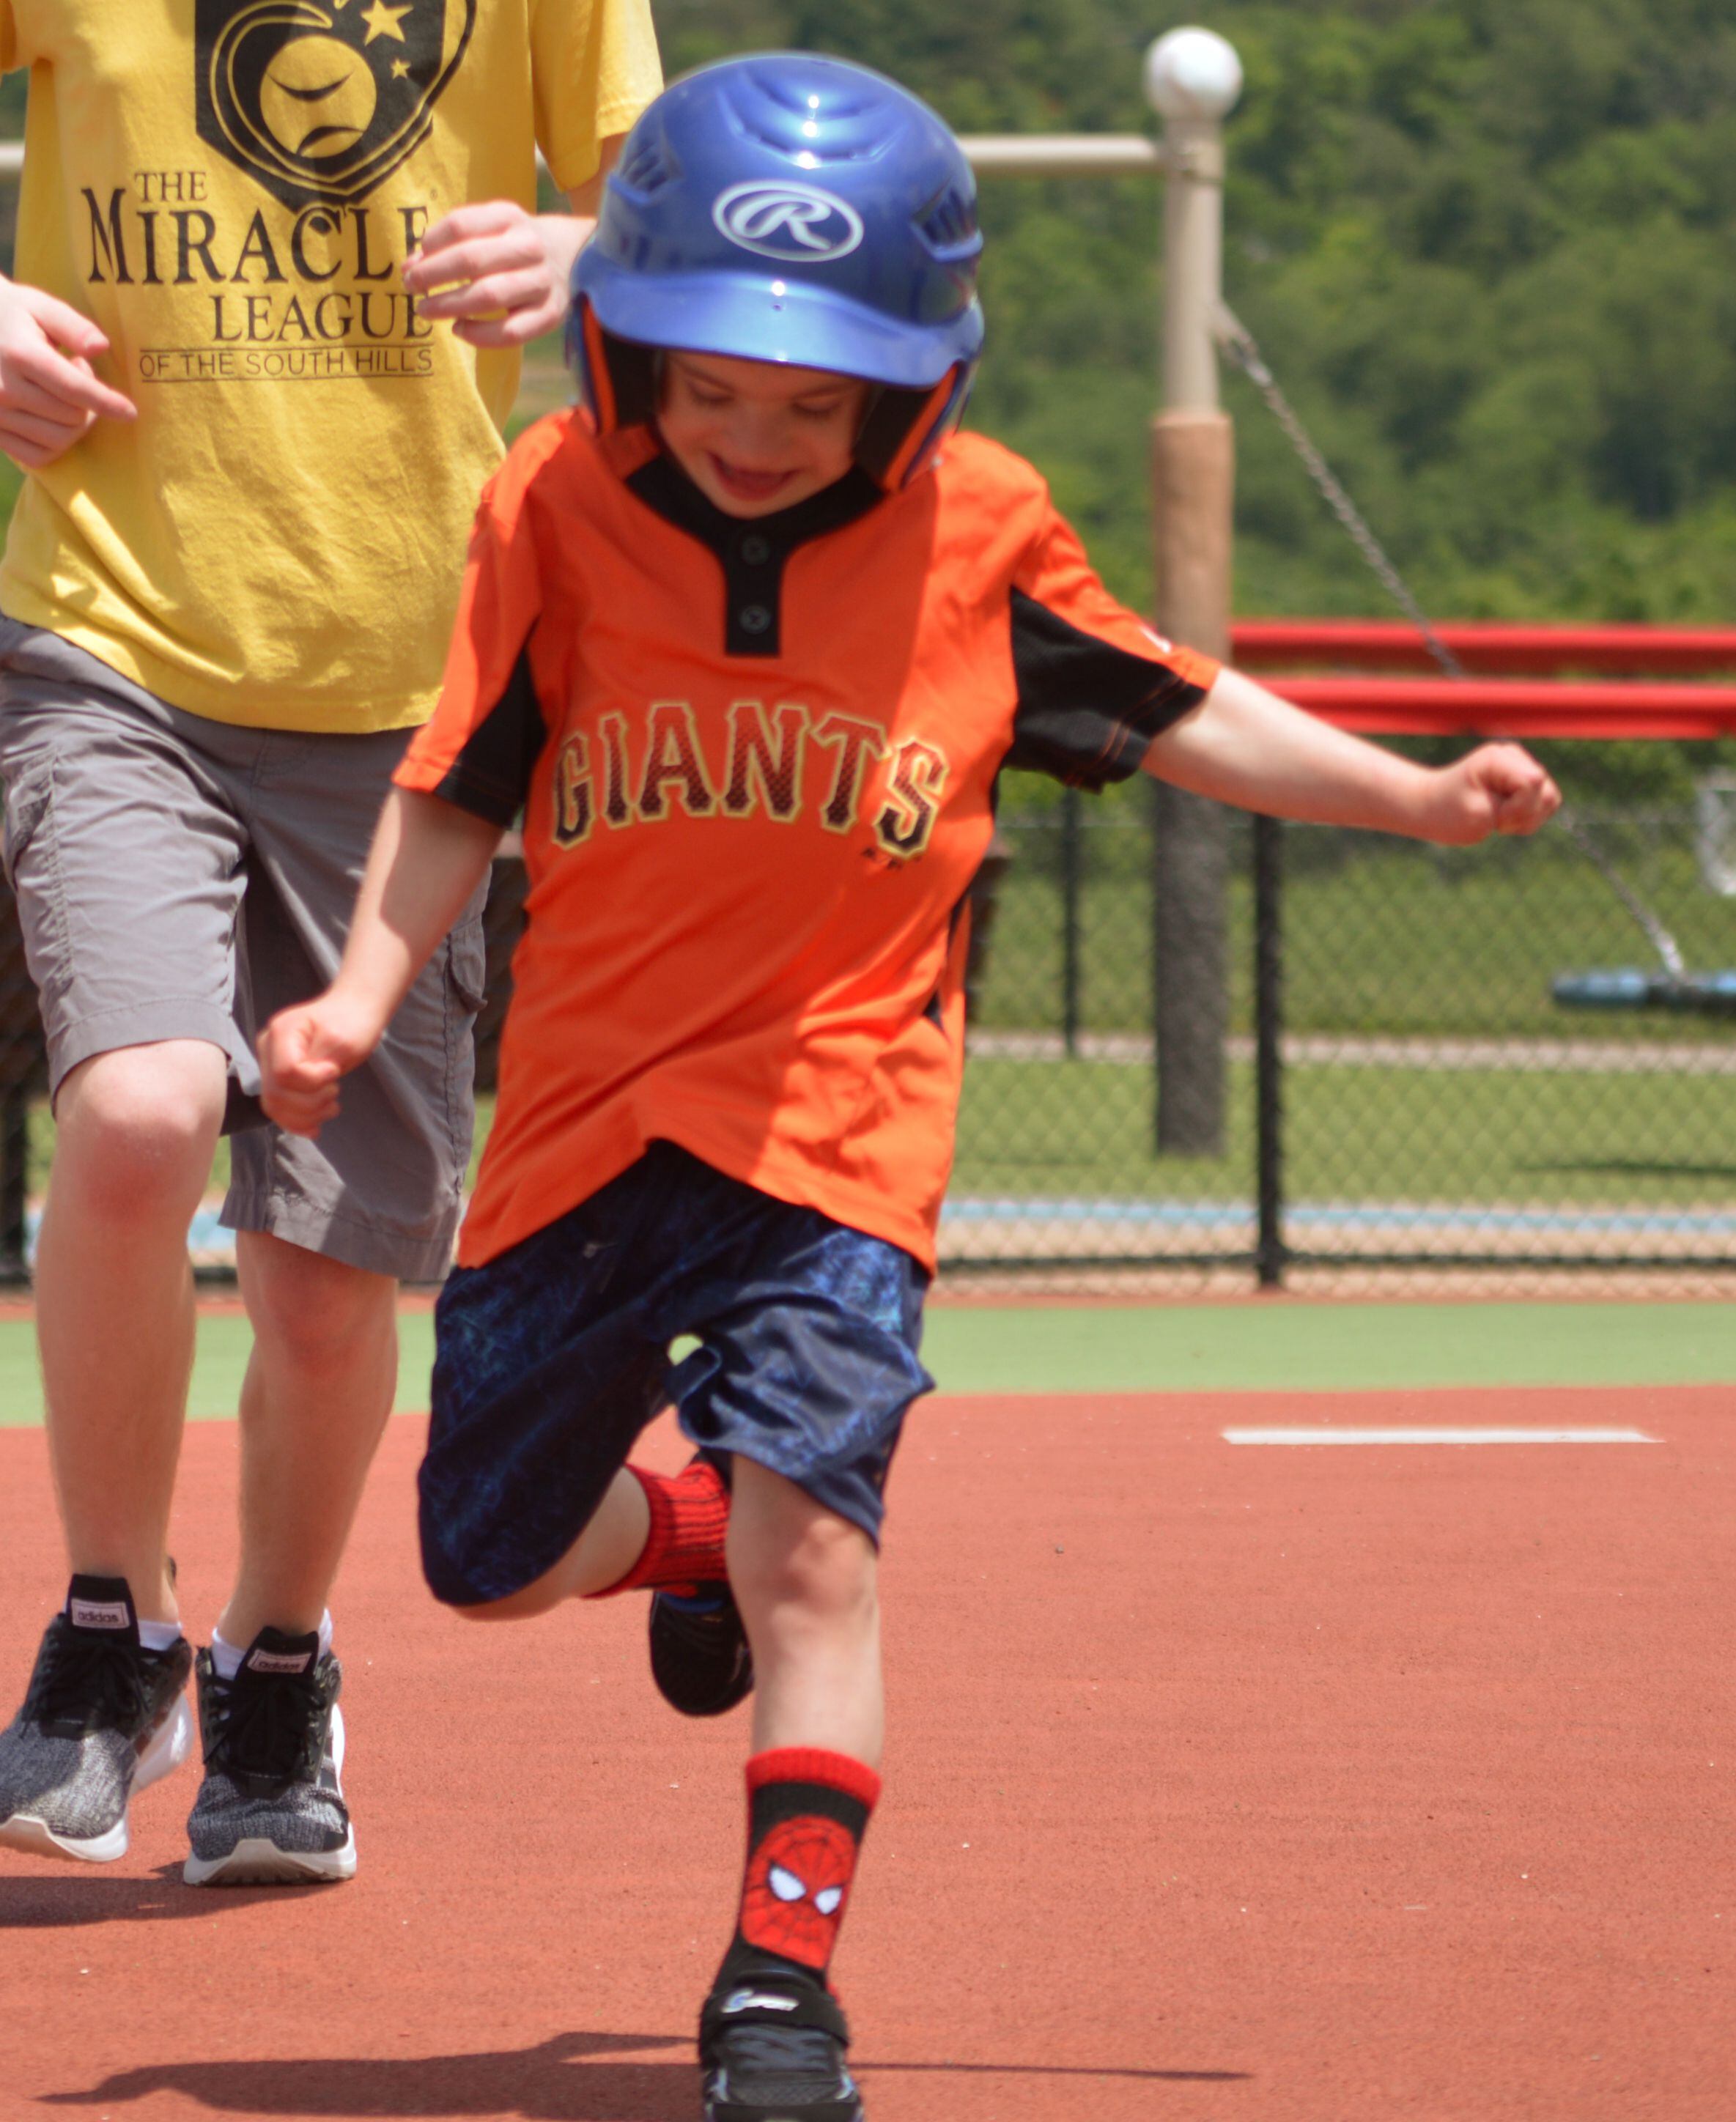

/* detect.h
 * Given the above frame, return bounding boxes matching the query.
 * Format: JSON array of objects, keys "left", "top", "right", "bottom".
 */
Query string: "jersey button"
[
  {"left": 739, "top": 605, "right": 773, "bottom": 635},
  {"left": 739, "top": 534, "right": 773, "bottom": 566}
]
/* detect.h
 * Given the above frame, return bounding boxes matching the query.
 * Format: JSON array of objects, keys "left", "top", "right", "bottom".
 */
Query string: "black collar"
[{"left": 624, "top": 451, "right": 882, "bottom": 660}]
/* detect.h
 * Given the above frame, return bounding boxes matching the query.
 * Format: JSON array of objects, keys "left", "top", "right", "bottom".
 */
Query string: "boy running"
[
  {"left": 0, "top": 0, "right": 660, "bottom": 1885},
  {"left": 262, "top": 54, "right": 1560, "bottom": 2120}
]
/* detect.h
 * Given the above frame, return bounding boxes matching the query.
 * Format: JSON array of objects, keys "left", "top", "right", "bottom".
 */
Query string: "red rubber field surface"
[{"left": 1, "top": 1386, "right": 1731, "bottom": 2121}]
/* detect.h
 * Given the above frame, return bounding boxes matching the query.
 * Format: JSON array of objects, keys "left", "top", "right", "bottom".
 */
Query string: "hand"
[
  {"left": 0, "top": 280, "right": 136, "bottom": 469},
  {"left": 1421, "top": 742, "right": 1562, "bottom": 846},
  {"left": 402, "top": 202, "right": 593, "bottom": 349},
  {"left": 258, "top": 988, "right": 386, "bottom": 1138}
]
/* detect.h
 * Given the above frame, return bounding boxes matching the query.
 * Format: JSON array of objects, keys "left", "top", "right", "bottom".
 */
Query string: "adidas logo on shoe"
[
  {"left": 245, "top": 1648, "right": 314, "bottom": 1675},
  {"left": 68, "top": 1598, "right": 131, "bottom": 1631}
]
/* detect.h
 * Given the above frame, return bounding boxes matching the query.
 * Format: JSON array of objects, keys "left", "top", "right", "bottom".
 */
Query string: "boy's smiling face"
[{"left": 658, "top": 351, "right": 871, "bottom": 517}]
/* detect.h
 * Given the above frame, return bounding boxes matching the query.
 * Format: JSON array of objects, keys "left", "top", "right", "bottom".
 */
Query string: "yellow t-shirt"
[{"left": 0, "top": 0, "right": 661, "bottom": 731}]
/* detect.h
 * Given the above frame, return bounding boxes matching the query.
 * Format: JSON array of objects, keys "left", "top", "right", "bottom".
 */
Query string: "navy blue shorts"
[{"left": 418, "top": 1143, "right": 934, "bottom": 1607}]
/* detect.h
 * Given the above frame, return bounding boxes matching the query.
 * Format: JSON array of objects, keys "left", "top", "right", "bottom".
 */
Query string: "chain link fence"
[
  {"left": 947, "top": 765, "right": 1736, "bottom": 1290},
  {"left": 0, "top": 755, "right": 1732, "bottom": 1290},
  {"left": 0, "top": 129, "right": 1724, "bottom": 1290}
]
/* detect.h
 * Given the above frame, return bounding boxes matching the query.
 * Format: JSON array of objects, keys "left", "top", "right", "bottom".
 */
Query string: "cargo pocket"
[
  {"left": 0, "top": 760, "right": 69, "bottom": 1025},
  {"left": 1, "top": 759, "right": 53, "bottom": 894},
  {"left": 447, "top": 898, "right": 488, "bottom": 1016},
  {"left": 443, "top": 892, "right": 490, "bottom": 1179}
]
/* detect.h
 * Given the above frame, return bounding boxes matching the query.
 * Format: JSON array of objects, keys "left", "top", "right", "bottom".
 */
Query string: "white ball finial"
[{"left": 1145, "top": 27, "right": 1244, "bottom": 124}]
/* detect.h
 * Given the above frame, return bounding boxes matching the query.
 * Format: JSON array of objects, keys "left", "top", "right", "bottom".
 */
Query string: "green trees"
[
  {"left": 658, "top": 0, "right": 1736, "bottom": 627},
  {"left": 7, "top": 7, "right": 1734, "bottom": 625}
]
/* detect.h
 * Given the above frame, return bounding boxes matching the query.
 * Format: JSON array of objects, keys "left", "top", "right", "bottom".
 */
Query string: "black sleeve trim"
[
  {"left": 430, "top": 639, "right": 545, "bottom": 827},
  {"left": 1005, "top": 589, "right": 1209, "bottom": 790}
]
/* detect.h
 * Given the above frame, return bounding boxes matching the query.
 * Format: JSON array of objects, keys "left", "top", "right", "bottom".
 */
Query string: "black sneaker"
[
  {"left": 701, "top": 1968, "right": 864, "bottom": 2121},
  {"left": 649, "top": 1583, "right": 754, "bottom": 1718},
  {"left": 183, "top": 1627, "right": 355, "bottom": 1886},
  {"left": 0, "top": 1575, "right": 193, "bottom": 1863}
]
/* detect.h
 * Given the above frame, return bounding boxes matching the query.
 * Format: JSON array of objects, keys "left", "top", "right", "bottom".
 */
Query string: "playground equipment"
[{"left": 1548, "top": 969, "right": 1736, "bottom": 1013}]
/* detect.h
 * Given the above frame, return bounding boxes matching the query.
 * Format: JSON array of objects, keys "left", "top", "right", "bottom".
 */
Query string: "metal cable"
[{"left": 1216, "top": 303, "right": 1688, "bottom": 982}]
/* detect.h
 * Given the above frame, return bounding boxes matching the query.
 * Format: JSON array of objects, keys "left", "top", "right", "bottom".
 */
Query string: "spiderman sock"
[
  {"left": 714, "top": 1748, "right": 882, "bottom": 1996},
  {"left": 588, "top": 1459, "right": 731, "bottom": 1598}
]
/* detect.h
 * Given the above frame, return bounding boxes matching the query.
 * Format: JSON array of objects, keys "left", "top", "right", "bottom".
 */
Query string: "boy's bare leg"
[
  {"left": 454, "top": 1468, "right": 652, "bottom": 1619},
  {"left": 703, "top": 1459, "right": 881, "bottom": 2110},
  {"left": 217, "top": 1232, "right": 399, "bottom": 1646},
  {"left": 34, "top": 1040, "right": 229, "bottom": 1623},
  {"left": 725, "top": 1458, "right": 883, "bottom": 1767},
  {"left": 456, "top": 1459, "right": 882, "bottom": 1767}
]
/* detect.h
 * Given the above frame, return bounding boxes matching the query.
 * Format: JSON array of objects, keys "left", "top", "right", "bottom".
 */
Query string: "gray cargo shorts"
[{"left": 0, "top": 616, "right": 486, "bottom": 1282}]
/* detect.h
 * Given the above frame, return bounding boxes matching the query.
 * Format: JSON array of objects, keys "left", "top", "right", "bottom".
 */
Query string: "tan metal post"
[{"left": 1146, "top": 28, "right": 1241, "bottom": 1157}]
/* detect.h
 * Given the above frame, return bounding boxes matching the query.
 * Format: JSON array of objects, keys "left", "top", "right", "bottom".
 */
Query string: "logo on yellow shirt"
[{"left": 195, "top": 0, "right": 476, "bottom": 211}]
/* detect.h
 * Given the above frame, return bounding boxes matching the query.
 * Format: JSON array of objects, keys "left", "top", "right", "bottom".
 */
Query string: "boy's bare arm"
[
  {"left": 1144, "top": 665, "right": 1560, "bottom": 845},
  {"left": 259, "top": 788, "right": 501, "bottom": 1136},
  {"left": 402, "top": 133, "right": 628, "bottom": 350}
]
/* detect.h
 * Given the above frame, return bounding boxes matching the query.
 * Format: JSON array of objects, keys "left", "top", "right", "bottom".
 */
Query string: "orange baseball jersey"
[{"left": 395, "top": 417, "right": 1219, "bottom": 1272}]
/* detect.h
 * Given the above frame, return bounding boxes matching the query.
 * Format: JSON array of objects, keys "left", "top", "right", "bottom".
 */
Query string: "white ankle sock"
[
  {"left": 211, "top": 1609, "right": 333, "bottom": 1679},
  {"left": 138, "top": 1618, "right": 185, "bottom": 1654}
]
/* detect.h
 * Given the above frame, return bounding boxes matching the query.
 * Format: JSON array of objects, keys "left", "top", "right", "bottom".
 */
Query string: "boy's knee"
[
  {"left": 54, "top": 1043, "right": 227, "bottom": 1219},
  {"left": 730, "top": 1504, "right": 877, "bottom": 1624}
]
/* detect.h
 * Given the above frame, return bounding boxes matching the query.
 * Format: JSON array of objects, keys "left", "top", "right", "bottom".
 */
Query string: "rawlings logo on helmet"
[
  {"left": 578, "top": 55, "right": 983, "bottom": 486},
  {"left": 712, "top": 181, "right": 865, "bottom": 263}
]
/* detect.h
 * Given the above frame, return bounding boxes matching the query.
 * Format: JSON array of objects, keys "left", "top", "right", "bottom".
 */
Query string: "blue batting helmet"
[{"left": 570, "top": 53, "right": 984, "bottom": 488}]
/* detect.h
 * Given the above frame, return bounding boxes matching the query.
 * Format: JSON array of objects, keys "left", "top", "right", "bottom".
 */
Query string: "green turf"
[
  {"left": 956, "top": 1054, "right": 1736, "bottom": 1208},
  {"left": 0, "top": 1311, "right": 437, "bottom": 1427},
  {"left": 920, "top": 1301, "right": 1736, "bottom": 1394},
  {"left": 0, "top": 1300, "right": 1728, "bottom": 1428}
]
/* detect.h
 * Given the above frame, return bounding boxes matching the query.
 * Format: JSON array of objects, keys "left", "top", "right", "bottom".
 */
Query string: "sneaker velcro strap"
[{"left": 702, "top": 1974, "right": 850, "bottom": 2049}]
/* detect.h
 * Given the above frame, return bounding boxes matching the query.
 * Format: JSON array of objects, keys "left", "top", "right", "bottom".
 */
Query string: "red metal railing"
[{"left": 1229, "top": 620, "right": 1736, "bottom": 739}]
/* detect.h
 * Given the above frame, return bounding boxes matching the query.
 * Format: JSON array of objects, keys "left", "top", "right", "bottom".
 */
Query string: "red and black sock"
[
  {"left": 588, "top": 1458, "right": 731, "bottom": 1599},
  {"left": 714, "top": 1748, "right": 882, "bottom": 1996}
]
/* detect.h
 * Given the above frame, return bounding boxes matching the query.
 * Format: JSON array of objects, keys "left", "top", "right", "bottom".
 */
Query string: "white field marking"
[{"left": 1222, "top": 1427, "right": 1659, "bottom": 1446}]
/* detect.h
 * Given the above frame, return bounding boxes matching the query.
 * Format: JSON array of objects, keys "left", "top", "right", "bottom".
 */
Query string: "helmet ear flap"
[
  {"left": 855, "top": 365, "right": 975, "bottom": 489},
  {"left": 568, "top": 299, "right": 660, "bottom": 434}
]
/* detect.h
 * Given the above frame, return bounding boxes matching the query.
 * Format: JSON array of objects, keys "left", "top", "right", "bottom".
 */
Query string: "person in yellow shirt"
[{"left": 0, "top": 0, "right": 661, "bottom": 1887}]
